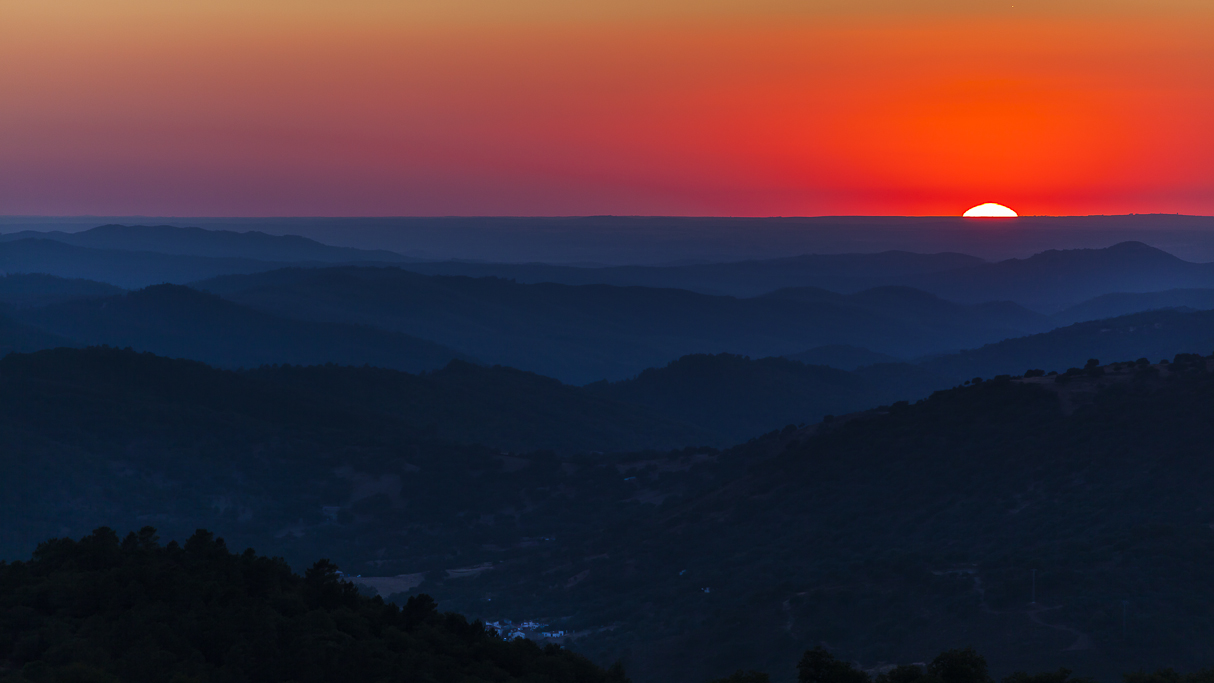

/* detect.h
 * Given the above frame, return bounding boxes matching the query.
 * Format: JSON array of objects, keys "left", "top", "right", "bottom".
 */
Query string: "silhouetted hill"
[
  {"left": 585, "top": 354, "right": 949, "bottom": 442},
  {"left": 1053, "top": 288, "right": 1214, "bottom": 326},
  {"left": 0, "top": 528, "right": 625, "bottom": 683},
  {"left": 16, "top": 284, "right": 468, "bottom": 373},
  {"left": 0, "top": 238, "right": 310, "bottom": 289},
  {"left": 196, "top": 268, "right": 1052, "bottom": 383},
  {"left": 762, "top": 286, "right": 1053, "bottom": 340},
  {"left": 427, "top": 356, "right": 1214, "bottom": 683},
  {"left": 785, "top": 344, "right": 899, "bottom": 370},
  {"left": 0, "top": 311, "right": 73, "bottom": 355},
  {"left": 0, "top": 223, "right": 413, "bottom": 262},
  {"left": 902, "top": 242, "right": 1214, "bottom": 312},
  {"left": 246, "top": 360, "right": 711, "bottom": 452},
  {"left": 401, "top": 251, "right": 986, "bottom": 297},
  {"left": 921, "top": 309, "right": 1214, "bottom": 381},
  {"left": 0, "top": 273, "right": 124, "bottom": 308},
  {"left": 0, "top": 345, "right": 725, "bottom": 590}
]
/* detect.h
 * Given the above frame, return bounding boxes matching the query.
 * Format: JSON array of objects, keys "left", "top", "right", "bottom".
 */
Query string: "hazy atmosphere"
[{"left": 1, "top": 3, "right": 1213, "bottom": 683}]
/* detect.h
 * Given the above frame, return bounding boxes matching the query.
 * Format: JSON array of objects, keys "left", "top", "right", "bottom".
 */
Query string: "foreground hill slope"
[
  {"left": 0, "top": 528, "right": 624, "bottom": 683},
  {"left": 16, "top": 284, "right": 468, "bottom": 373},
  {"left": 421, "top": 355, "right": 1214, "bottom": 683},
  {"left": 5, "top": 345, "right": 1214, "bottom": 682}
]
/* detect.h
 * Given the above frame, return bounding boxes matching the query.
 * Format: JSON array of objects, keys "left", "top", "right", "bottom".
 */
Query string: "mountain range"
[
  {"left": 0, "top": 223, "right": 411, "bottom": 262},
  {"left": 16, "top": 284, "right": 468, "bottom": 374},
  {"left": 195, "top": 268, "right": 1049, "bottom": 383},
  {"left": 0, "top": 225, "right": 412, "bottom": 289},
  {"left": 4, "top": 225, "right": 1214, "bottom": 317}
]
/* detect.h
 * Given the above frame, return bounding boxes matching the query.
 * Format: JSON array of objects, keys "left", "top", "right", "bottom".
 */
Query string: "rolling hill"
[
  {"left": 196, "top": 268, "right": 1053, "bottom": 383},
  {"left": 585, "top": 353, "right": 950, "bottom": 443},
  {"left": 16, "top": 284, "right": 469, "bottom": 373},
  {"left": 245, "top": 360, "right": 712, "bottom": 453},
  {"left": 921, "top": 308, "right": 1214, "bottom": 381},
  {"left": 0, "top": 272, "right": 124, "bottom": 308},
  {"left": 0, "top": 238, "right": 312, "bottom": 289},
  {"left": 0, "top": 223, "right": 412, "bottom": 263},
  {"left": 901, "top": 242, "right": 1214, "bottom": 312},
  {"left": 400, "top": 250, "right": 986, "bottom": 297},
  {"left": 1052, "top": 288, "right": 1214, "bottom": 326}
]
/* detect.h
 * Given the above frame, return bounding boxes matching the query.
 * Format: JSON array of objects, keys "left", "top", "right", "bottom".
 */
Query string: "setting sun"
[{"left": 963, "top": 203, "right": 1018, "bottom": 218}]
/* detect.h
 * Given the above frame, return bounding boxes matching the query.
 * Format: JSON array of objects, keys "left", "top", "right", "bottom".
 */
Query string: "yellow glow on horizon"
[{"left": 963, "top": 203, "right": 1018, "bottom": 217}]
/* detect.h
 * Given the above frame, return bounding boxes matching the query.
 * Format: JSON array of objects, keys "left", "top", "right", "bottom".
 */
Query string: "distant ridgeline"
[{"left": 0, "top": 527, "right": 627, "bottom": 683}]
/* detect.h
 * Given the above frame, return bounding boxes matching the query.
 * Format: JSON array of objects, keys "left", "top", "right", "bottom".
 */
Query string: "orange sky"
[{"left": 0, "top": 1, "right": 1210, "bottom": 216}]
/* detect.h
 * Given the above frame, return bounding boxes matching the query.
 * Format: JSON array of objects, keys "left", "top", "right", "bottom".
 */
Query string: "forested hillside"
[
  {"left": 4, "top": 345, "right": 1214, "bottom": 682},
  {"left": 422, "top": 354, "right": 1214, "bottom": 683},
  {"left": 0, "top": 528, "right": 625, "bottom": 683}
]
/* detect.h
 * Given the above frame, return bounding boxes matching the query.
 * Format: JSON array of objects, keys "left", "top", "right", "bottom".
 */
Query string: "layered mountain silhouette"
[
  {"left": 1052, "top": 288, "right": 1214, "bottom": 325},
  {"left": 196, "top": 268, "right": 1052, "bottom": 383},
  {"left": 246, "top": 360, "right": 711, "bottom": 453},
  {"left": 0, "top": 223, "right": 411, "bottom": 262},
  {"left": 0, "top": 312, "right": 73, "bottom": 356},
  {"left": 0, "top": 225, "right": 414, "bottom": 288},
  {"left": 399, "top": 250, "right": 985, "bottom": 297},
  {"left": 0, "top": 272, "right": 124, "bottom": 309},
  {"left": 900, "top": 241, "right": 1214, "bottom": 312},
  {"left": 2, "top": 227, "right": 1211, "bottom": 320},
  {"left": 0, "top": 239, "right": 317, "bottom": 289},
  {"left": 586, "top": 353, "right": 949, "bottom": 442},
  {"left": 923, "top": 308, "right": 1214, "bottom": 380},
  {"left": 16, "top": 284, "right": 468, "bottom": 373},
  {"left": 399, "top": 242, "right": 1214, "bottom": 313},
  {"left": 785, "top": 344, "right": 900, "bottom": 370}
]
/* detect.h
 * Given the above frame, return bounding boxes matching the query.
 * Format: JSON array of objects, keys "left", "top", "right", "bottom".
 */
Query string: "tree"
[
  {"left": 798, "top": 647, "right": 871, "bottom": 683},
  {"left": 927, "top": 648, "right": 992, "bottom": 683},
  {"left": 709, "top": 671, "right": 771, "bottom": 683},
  {"left": 1003, "top": 668, "right": 1096, "bottom": 683}
]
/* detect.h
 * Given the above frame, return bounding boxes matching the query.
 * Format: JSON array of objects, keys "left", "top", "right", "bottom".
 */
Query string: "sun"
[{"left": 963, "top": 203, "right": 1018, "bottom": 218}]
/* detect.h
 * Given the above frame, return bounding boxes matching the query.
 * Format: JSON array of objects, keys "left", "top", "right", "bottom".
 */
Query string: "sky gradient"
[{"left": 1, "top": 1, "right": 1211, "bottom": 217}]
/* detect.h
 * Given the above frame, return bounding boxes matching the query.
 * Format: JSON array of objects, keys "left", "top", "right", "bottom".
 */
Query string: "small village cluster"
[{"left": 485, "top": 620, "right": 568, "bottom": 641}]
